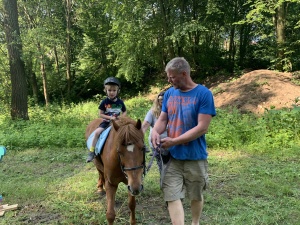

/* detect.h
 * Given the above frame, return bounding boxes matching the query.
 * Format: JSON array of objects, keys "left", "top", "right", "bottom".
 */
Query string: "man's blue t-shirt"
[{"left": 162, "top": 85, "right": 216, "bottom": 160}]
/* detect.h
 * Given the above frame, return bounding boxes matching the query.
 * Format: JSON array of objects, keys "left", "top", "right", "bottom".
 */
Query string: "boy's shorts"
[
  {"left": 162, "top": 159, "right": 208, "bottom": 202},
  {"left": 99, "top": 121, "right": 110, "bottom": 129}
]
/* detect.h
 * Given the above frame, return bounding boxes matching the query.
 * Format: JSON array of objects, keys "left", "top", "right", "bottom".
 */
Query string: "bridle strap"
[
  {"left": 123, "top": 165, "right": 144, "bottom": 171},
  {"left": 117, "top": 145, "right": 146, "bottom": 179}
]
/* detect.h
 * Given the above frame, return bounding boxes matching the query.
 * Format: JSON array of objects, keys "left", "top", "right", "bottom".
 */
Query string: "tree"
[
  {"left": 64, "top": 0, "right": 73, "bottom": 99},
  {"left": 2, "top": 0, "right": 28, "bottom": 120},
  {"left": 275, "top": 1, "right": 287, "bottom": 70},
  {"left": 241, "top": 0, "right": 300, "bottom": 71}
]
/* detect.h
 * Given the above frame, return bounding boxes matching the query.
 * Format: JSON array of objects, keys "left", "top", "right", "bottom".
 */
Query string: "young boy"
[{"left": 86, "top": 77, "right": 127, "bottom": 163}]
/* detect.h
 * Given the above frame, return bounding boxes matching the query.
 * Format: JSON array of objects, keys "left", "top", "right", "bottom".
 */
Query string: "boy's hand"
[{"left": 111, "top": 114, "right": 118, "bottom": 120}]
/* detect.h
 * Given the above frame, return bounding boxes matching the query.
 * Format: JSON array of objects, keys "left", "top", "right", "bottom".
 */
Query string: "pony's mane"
[{"left": 114, "top": 117, "right": 143, "bottom": 146}]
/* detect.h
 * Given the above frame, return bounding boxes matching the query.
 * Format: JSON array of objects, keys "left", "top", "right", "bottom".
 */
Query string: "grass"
[
  {"left": 0, "top": 147, "right": 299, "bottom": 224},
  {"left": 0, "top": 99, "right": 300, "bottom": 224},
  {"left": 205, "top": 150, "right": 300, "bottom": 225}
]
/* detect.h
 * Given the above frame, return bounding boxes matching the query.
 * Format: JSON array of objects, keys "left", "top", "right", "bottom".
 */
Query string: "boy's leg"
[{"left": 87, "top": 127, "right": 104, "bottom": 162}]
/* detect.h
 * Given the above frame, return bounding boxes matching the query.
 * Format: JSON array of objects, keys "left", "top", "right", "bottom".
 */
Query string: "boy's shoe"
[{"left": 86, "top": 152, "right": 95, "bottom": 163}]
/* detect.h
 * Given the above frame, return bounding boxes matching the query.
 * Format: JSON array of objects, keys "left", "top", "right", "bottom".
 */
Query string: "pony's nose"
[{"left": 128, "top": 184, "right": 143, "bottom": 196}]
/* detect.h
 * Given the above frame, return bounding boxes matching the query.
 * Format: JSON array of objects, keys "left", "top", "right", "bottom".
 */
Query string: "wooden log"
[{"left": 0, "top": 204, "right": 18, "bottom": 216}]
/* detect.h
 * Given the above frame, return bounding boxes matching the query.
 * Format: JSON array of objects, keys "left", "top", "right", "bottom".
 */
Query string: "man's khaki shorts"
[{"left": 162, "top": 158, "right": 208, "bottom": 202}]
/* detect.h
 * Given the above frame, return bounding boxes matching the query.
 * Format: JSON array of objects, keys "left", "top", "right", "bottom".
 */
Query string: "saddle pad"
[{"left": 86, "top": 126, "right": 112, "bottom": 155}]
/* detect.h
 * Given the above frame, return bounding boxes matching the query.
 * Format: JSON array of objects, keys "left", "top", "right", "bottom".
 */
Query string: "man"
[{"left": 151, "top": 57, "right": 216, "bottom": 225}]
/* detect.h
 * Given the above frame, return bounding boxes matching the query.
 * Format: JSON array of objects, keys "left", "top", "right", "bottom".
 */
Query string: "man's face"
[{"left": 166, "top": 70, "right": 183, "bottom": 89}]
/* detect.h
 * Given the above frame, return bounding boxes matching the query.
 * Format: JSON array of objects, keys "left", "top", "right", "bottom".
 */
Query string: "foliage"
[
  {"left": 1, "top": 0, "right": 300, "bottom": 106},
  {"left": 208, "top": 106, "right": 300, "bottom": 156},
  {"left": 125, "top": 96, "right": 152, "bottom": 120},
  {"left": 0, "top": 43, "right": 10, "bottom": 105},
  {"left": 0, "top": 100, "right": 299, "bottom": 156},
  {"left": 0, "top": 99, "right": 152, "bottom": 150},
  {"left": 238, "top": 0, "right": 300, "bottom": 71},
  {"left": 0, "top": 102, "right": 95, "bottom": 149}
]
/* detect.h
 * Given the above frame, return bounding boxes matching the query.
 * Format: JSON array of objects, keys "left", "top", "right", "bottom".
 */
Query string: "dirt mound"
[{"left": 210, "top": 70, "right": 300, "bottom": 114}]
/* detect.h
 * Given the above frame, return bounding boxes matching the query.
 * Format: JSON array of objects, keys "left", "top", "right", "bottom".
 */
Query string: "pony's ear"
[
  {"left": 112, "top": 120, "right": 119, "bottom": 131},
  {"left": 136, "top": 119, "right": 141, "bottom": 130}
]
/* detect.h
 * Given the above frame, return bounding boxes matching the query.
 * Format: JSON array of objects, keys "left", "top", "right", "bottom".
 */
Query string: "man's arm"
[
  {"left": 160, "top": 114, "right": 212, "bottom": 149},
  {"left": 151, "top": 112, "right": 168, "bottom": 148}
]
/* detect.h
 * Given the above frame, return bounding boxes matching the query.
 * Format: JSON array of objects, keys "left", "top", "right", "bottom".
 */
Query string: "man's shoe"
[{"left": 86, "top": 152, "right": 95, "bottom": 163}]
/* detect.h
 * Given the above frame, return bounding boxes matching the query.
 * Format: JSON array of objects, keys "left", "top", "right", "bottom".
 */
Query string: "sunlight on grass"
[
  {"left": 204, "top": 148, "right": 300, "bottom": 225},
  {"left": 44, "top": 163, "right": 108, "bottom": 224},
  {"left": 1, "top": 103, "right": 300, "bottom": 224}
]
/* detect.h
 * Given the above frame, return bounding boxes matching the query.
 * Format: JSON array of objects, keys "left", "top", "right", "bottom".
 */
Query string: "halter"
[{"left": 117, "top": 144, "right": 147, "bottom": 179}]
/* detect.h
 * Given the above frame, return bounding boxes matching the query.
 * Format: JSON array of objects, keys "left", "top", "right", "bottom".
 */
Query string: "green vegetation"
[
  {"left": 209, "top": 107, "right": 300, "bottom": 155},
  {"left": 0, "top": 100, "right": 299, "bottom": 224},
  {"left": 2, "top": 0, "right": 300, "bottom": 108},
  {"left": 1, "top": 100, "right": 299, "bottom": 153}
]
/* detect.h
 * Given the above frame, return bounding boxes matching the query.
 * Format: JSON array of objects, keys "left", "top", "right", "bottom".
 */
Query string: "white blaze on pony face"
[{"left": 127, "top": 144, "right": 134, "bottom": 152}]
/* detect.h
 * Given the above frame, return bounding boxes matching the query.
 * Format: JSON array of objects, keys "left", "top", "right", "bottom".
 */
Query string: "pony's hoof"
[{"left": 97, "top": 190, "right": 106, "bottom": 197}]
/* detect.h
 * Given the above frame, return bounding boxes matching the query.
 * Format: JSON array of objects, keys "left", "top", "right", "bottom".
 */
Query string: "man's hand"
[
  {"left": 160, "top": 137, "right": 175, "bottom": 149},
  {"left": 151, "top": 129, "right": 161, "bottom": 149}
]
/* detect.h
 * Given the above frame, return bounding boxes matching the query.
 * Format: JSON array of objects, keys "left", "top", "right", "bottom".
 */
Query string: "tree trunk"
[
  {"left": 37, "top": 42, "right": 50, "bottom": 106},
  {"left": 2, "top": 0, "right": 29, "bottom": 120},
  {"left": 31, "top": 72, "right": 39, "bottom": 104},
  {"left": 158, "top": 0, "right": 175, "bottom": 59},
  {"left": 27, "top": 53, "right": 39, "bottom": 104},
  {"left": 228, "top": 26, "right": 236, "bottom": 72},
  {"left": 238, "top": 24, "right": 251, "bottom": 68},
  {"left": 275, "top": 2, "right": 286, "bottom": 71},
  {"left": 53, "top": 45, "right": 64, "bottom": 99},
  {"left": 65, "top": 0, "right": 72, "bottom": 99},
  {"left": 54, "top": 46, "right": 60, "bottom": 76}
]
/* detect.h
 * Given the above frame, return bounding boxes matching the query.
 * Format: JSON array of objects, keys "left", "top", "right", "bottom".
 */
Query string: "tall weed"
[
  {"left": 0, "top": 100, "right": 299, "bottom": 156},
  {"left": 0, "top": 98, "right": 151, "bottom": 150},
  {"left": 208, "top": 106, "right": 300, "bottom": 156}
]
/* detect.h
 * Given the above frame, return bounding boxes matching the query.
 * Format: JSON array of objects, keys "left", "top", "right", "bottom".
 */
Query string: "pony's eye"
[{"left": 117, "top": 151, "right": 124, "bottom": 156}]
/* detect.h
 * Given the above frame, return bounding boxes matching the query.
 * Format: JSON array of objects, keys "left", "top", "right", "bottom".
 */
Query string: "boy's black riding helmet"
[{"left": 104, "top": 77, "right": 121, "bottom": 87}]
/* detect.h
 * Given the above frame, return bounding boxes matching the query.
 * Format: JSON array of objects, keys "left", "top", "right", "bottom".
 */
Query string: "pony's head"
[{"left": 112, "top": 117, "right": 145, "bottom": 196}]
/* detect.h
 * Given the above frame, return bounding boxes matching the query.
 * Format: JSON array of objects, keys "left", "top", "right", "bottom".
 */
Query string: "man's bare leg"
[
  {"left": 191, "top": 196, "right": 204, "bottom": 225},
  {"left": 168, "top": 199, "right": 184, "bottom": 225}
]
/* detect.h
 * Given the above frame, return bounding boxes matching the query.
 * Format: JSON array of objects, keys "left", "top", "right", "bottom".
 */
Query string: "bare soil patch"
[{"left": 208, "top": 69, "right": 300, "bottom": 114}]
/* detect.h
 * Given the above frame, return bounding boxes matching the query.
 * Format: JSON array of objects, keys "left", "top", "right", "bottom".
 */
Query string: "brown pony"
[{"left": 85, "top": 116, "right": 146, "bottom": 225}]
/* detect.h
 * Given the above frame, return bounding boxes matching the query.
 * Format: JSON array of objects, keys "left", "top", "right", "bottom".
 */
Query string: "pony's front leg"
[
  {"left": 128, "top": 194, "right": 136, "bottom": 225},
  {"left": 105, "top": 183, "right": 118, "bottom": 225}
]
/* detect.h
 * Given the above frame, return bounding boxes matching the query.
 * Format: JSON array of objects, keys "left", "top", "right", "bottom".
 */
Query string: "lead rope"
[{"left": 146, "top": 144, "right": 162, "bottom": 173}]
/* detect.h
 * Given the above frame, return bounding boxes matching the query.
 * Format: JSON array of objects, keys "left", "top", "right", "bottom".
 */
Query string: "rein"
[
  {"left": 146, "top": 145, "right": 162, "bottom": 173},
  {"left": 146, "top": 144, "right": 170, "bottom": 173}
]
